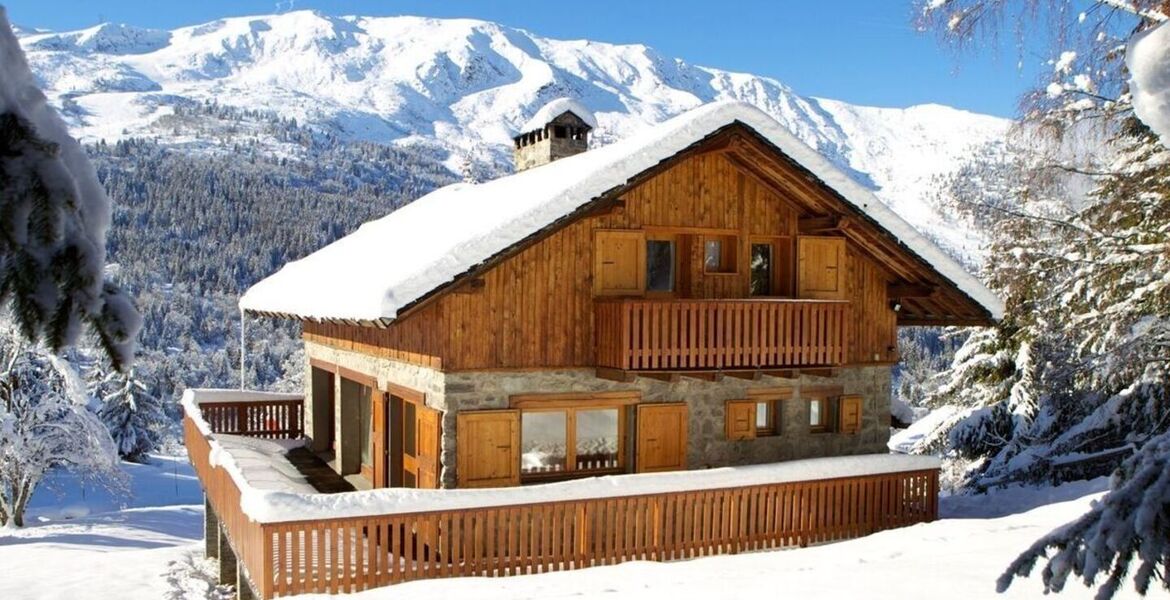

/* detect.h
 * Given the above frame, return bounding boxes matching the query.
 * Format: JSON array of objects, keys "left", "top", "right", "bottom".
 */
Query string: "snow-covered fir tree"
[
  {"left": 915, "top": 1, "right": 1170, "bottom": 597},
  {"left": 0, "top": 10, "right": 140, "bottom": 369},
  {"left": 94, "top": 368, "right": 167, "bottom": 464}
]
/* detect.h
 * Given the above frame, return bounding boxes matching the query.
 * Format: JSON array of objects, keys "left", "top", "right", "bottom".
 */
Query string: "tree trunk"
[{"left": 11, "top": 479, "right": 33, "bottom": 528}]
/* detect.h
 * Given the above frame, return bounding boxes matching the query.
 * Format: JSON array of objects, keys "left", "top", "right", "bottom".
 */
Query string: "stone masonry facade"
[{"left": 304, "top": 340, "right": 891, "bottom": 489}]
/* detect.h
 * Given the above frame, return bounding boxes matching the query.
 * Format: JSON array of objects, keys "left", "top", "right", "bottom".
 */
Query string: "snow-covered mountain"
[{"left": 16, "top": 10, "right": 1010, "bottom": 258}]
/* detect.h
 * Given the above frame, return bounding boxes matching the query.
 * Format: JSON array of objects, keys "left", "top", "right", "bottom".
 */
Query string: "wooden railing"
[
  {"left": 186, "top": 397, "right": 937, "bottom": 598},
  {"left": 199, "top": 399, "right": 304, "bottom": 439},
  {"left": 596, "top": 299, "right": 851, "bottom": 371}
]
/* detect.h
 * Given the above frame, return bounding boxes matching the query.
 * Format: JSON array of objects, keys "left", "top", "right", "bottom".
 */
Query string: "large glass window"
[
  {"left": 645, "top": 239, "right": 675, "bottom": 292},
  {"left": 750, "top": 243, "right": 773, "bottom": 296},
  {"left": 521, "top": 411, "right": 568, "bottom": 476},
  {"left": 519, "top": 404, "right": 626, "bottom": 481},
  {"left": 575, "top": 408, "right": 620, "bottom": 470}
]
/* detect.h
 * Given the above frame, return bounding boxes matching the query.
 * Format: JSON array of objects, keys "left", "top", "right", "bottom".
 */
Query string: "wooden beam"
[
  {"left": 683, "top": 372, "right": 724, "bottom": 382},
  {"left": 640, "top": 372, "right": 681, "bottom": 383},
  {"left": 595, "top": 367, "right": 635, "bottom": 383},
  {"left": 797, "top": 215, "right": 846, "bottom": 234},
  {"left": 800, "top": 368, "right": 837, "bottom": 379},
  {"left": 888, "top": 283, "right": 938, "bottom": 298},
  {"left": 763, "top": 369, "right": 797, "bottom": 380},
  {"left": 724, "top": 370, "right": 763, "bottom": 380}
]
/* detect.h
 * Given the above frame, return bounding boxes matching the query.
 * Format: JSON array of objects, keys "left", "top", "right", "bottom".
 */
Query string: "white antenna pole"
[{"left": 239, "top": 308, "right": 246, "bottom": 390}]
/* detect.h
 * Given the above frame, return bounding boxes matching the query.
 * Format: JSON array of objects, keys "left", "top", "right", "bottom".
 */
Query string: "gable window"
[
  {"left": 512, "top": 393, "right": 635, "bottom": 481},
  {"left": 646, "top": 238, "right": 676, "bottom": 292},
  {"left": 750, "top": 243, "right": 773, "bottom": 296},
  {"left": 704, "top": 236, "right": 737, "bottom": 273}
]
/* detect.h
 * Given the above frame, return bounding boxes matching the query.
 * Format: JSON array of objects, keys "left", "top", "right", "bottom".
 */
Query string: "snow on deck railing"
[{"left": 185, "top": 389, "right": 939, "bottom": 524}]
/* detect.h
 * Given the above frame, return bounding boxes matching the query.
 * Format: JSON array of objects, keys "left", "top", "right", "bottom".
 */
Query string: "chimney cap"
[{"left": 515, "top": 98, "right": 597, "bottom": 137}]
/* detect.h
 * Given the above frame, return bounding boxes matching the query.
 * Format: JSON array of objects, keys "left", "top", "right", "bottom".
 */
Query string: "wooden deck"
[{"left": 188, "top": 395, "right": 938, "bottom": 599}]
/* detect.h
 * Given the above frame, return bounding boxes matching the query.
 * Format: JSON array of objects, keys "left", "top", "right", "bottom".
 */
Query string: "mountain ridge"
[{"left": 16, "top": 9, "right": 1011, "bottom": 258}]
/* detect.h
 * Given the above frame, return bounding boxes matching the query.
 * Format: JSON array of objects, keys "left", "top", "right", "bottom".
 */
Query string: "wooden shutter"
[
  {"left": 416, "top": 404, "right": 442, "bottom": 489},
  {"left": 797, "top": 236, "right": 846, "bottom": 300},
  {"left": 839, "top": 394, "right": 863, "bottom": 435},
  {"left": 594, "top": 230, "right": 645, "bottom": 296},
  {"left": 371, "top": 392, "right": 388, "bottom": 488},
  {"left": 636, "top": 403, "right": 688, "bottom": 473},
  {"left": 456, "top": 410, "right": 520, "bottom": 488},
  {"left": 725, "top": 400, "right": 757, "bottom": 440}
]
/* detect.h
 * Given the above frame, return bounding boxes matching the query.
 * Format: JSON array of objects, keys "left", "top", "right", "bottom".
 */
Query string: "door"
[
  {"left": 372, "top": 392, "right": 388, "bottom": 488},
  {"left": 594, "top": 230, "right": 645, "bottom": 295},
  {"left": 416, "top": 405, "right": 442, "bottom": 489},
  {"left": 456, "top": 410, "right": 521, "bottom": 488},
  {"left": 636, "top": 403, "right": 688, "bottom": 473},
  {"left": 797, "top": 236, "right": 847, "bottom": 300}
]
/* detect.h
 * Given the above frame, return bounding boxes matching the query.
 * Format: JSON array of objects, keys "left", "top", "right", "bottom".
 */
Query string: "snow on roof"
[
  {"left": 1128, "top": 21, "right": 1170, "bottom": 149},
  {"left": 240, "top": 100, "right": 1004, "bottom": 322},
  {"left": 517, "top": 97, "right": 598, "bottom": 134}
]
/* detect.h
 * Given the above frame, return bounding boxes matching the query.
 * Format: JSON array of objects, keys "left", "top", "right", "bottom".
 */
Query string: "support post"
[
  {"left": 204, "top": 497, "right": 220, "bottom": 560},
  {"left": 236, "top": 566, "right": 257, "bottom": 600},
  {"left": 218, "top": 524, "right": 238, "bottom": 586}
]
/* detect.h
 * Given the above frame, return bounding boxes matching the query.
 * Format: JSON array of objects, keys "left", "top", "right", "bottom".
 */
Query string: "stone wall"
[
  {"left": 302, "top": 337, "right": 890, "bottom": 489},
  {"left": 443, "top": 367, "right": 892, "bottom": 489}
]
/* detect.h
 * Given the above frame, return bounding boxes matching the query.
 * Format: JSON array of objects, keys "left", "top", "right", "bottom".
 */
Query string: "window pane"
[
  {"left": 750, "top": 243, "right": 773, "bottom": 296},
  {"left": 576, "top": 409, "right": 620, "bottom": 471},
  {"left": 704, "top": 239, "right": 722, "bottom": 271},
  {"left": 521, "top": 411, "right": 568, "bottom": 475},
  {"left": 756, "top": 401, "right": 771, "bottom": 429},
  {"left": 646, "top": 240, "right": 675, "bottom": 292},
  {"left": 809, "top": 399, "right": 823, "bottom": 427}
]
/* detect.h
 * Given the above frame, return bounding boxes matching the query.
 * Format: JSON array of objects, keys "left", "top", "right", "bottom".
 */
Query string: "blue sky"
[{"left": 3, "top": 0, "right": 1044, "bottom": 117}]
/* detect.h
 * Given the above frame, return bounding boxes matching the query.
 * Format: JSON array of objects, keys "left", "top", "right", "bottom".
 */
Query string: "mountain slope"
[{"left": 16, "top": 10, "right": 1009, "bottom": 258}]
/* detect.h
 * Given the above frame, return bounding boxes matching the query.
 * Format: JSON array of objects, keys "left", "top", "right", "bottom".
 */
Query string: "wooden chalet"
[{"left": 188, "top": 99, "right": 1002, "bottom": 598}]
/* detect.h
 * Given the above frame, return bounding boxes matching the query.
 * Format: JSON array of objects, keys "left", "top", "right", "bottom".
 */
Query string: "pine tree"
[
  {"left": 95, "top": 369, "right": 167, "bottom": 463},
  {"left": 0, "top": 11, "right": 141, "bottom": 369}
]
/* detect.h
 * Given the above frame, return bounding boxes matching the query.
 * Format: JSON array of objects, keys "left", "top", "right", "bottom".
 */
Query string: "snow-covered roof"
[
  {"left": 517, "top": 97, "right": 598, "bottom": 135},
  {"left": 1128, "top": 21, "right": 1170, "bottom": 149},
  {"left": 240, "top": 100, "right": 1004, "bottom": 322}
]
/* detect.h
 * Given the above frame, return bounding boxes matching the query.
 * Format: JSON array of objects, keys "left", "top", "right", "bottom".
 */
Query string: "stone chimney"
[{"left": 513, "top": 98, "right": 596, "bottom": 172}]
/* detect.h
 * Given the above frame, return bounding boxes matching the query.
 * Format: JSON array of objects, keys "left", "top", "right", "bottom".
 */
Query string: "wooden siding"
[
  {"left": 304, "top": 151, "right": 898, "bottom": 371},
  {"left": 188, "top": 402, "right": 938, "bottom": 599}
]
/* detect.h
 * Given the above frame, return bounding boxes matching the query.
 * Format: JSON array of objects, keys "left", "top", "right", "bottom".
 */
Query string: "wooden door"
[
  {"left": 636, "top": 403, "right": 688, "bottom": 473},
  {"left": 401, "top": 399, "right": 420, "bottom": 488},
  {"left": 797, "top": 236, "right": 847, "bottom": 300},
  {"left": 594, "top": 230, "right": 645, "bottom": 295},
  {"left": 456, "top": 410, "right": 520, "bottom": 488},
  {"left": 416, "top": 405, "right": 442, "bottom": 489},
  {"left": 839, "top": 394, "right": 863, "bottom": 435},
  {"left": 372, "top": 392, "right": 388, "bottom": 488}
]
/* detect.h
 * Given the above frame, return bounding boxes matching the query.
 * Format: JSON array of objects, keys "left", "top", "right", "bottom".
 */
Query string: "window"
[
  {"left": 512, "top": 393, "right": 634, "bottom": 481},
  {"left": 750, "top": 243, "right": 773, "bottom": 296},
  {"left": 726, "top": 390, "right": 789, "bottom": 440},
  {"left": 645, "top": 238, "right": 675, "bottom": 292},
  {"left": 704, "top": 236, "right": 737, "bottom": 273},
  {"left": 809, "top": 398, "right": 827, "bottom": 432},
  {"left": 554, "top": 125, "right": 567, "bottom": 138},
  {"left": 755, "top": 400, "right": 777, "bottom": 436}
]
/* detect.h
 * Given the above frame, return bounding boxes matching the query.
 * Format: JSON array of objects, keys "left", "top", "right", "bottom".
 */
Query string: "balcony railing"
[
  {"left": 185, "top": 391, "right": 938, "bottom": 599},
  {"left": 595, "top": 298, "right": 851, "bottom": 372}
]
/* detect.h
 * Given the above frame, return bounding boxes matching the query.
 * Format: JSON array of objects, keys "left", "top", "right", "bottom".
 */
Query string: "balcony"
[
  {"left": 595, "top": 298, "right": 851, "bottom": 373},
  {"left": 185, "top": 390, "right": 938, "bottom": 599}
]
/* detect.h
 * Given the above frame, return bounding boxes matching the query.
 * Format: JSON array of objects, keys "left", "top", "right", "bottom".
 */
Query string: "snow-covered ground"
[{"left": 0, "top": 455, "right": 1142, "bottom": 600}]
